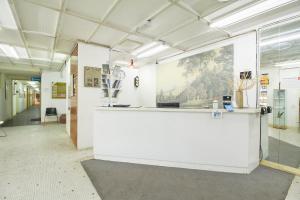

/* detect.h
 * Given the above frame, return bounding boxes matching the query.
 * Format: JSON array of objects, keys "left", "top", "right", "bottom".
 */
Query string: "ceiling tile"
[
  {"left": 32, "top": 59, "right": 51, "bottom": 66},
  {"left": 25, "top": 0, "right": 62, "bottom": 10},
  {"left": 0, "top": 28, "right": 24, "bottom": 46},
  {"left": 25, "top": 33, "right": 54, "bottom": 50},
  {"left": 13, "top": 58, "right": 32, "bottom": 65},
  {"left": 114, "top": 39, "right": 141, "bottom": 51},
  {"left": 127, "top": 34, "right": 152, "bottom": 44},
  {"left": 55, "top": 39, "right": 76, "bottom": 54},
  {"left": 60, "top": 14, "right": 98, "bottom": 41},
  {"left": 66, "top": 0, "right": 114, "bottom": 21},
  {"left": 0, "top": 56, "right": 10, "bottom": 63},
  {"left": 29, "top": 48, "right": 51, "bottom": 60},
  {"left": 90, "top": 26, "right": 127, "bottom": 46},
  {"left": 180, "top": 0, "right": 238, "bottom": 17},
  {"left": 106, "top": 0, "right": 170, "bottom": 30},
  {"left": 15, "top": 0, "right": 59, "bottom": 35},
  {"left": 178, "top": 30, "right": 228, "bottom": 50},
  {"left": 162, "top": 20, "right": 209, "bottom": 44},
  {"left": 139, "top": 5, "right": 195, "bottom": 37}
]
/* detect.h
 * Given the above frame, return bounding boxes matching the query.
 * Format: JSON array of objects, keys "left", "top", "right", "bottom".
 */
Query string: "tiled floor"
[
  {"left": 0, "top": 124, "right": 299, "bottom": 200},
  {"left": 0, "top": 124, "right": 101, "bottom": 200},
  {"left": 3, "top": 105, "right": 41, "bottom": 127}
]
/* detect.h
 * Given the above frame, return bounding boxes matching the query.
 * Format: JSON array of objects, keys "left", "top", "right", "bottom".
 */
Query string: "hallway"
[
  {"left": 3, "top": 105, "right": 41, "bottom": 127},
  {"left": 0, "top": 124, "right": 101, "bottom": 200}
]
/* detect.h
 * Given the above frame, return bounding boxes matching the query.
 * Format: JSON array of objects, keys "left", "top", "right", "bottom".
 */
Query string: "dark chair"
[{"left": 44, "top": 108, "right": 58, "bottom": 123}]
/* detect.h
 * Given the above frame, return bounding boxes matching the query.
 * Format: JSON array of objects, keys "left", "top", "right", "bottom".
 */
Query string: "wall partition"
[{"left": 259, "top": 17, "right": 300, "bottom": 172}]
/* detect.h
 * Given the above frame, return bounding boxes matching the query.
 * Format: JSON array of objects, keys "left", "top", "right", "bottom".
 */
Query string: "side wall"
[{"left": 0, "top": 73, "right": 12, "bottom": 122}]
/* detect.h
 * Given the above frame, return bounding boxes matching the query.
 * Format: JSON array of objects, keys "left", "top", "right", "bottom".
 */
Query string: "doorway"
[
  {"left": 4, "top": 80, "right": 41, "bottom": 127},
  {"left": 259, "top": 17, "right": 300, "bottom": 174}
]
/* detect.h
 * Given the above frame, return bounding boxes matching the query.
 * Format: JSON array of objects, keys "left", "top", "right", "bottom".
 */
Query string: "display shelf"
[{"left": 273, "top": 89, "right": 286, "bottom": 129}]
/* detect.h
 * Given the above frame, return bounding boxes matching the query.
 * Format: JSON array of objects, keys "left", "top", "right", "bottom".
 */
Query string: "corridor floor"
[
  {"left": 0, "top": 124, "right": 101, "bottom": 200},
  {"left": 3, "top": 105, "right": 41, "bottom": 127}
]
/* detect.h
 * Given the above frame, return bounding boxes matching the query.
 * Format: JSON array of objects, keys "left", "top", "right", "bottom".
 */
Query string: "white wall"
[
  {"left": 76, "top": 43, "right": 142, "bottom": 149},
  {"left": 77, "top": 43, "right": 110, "bottom": 149},
  {"left": 118, "top": 67, "right": 139, "bottom": 107},
  {"left": 0, "top": 73, "right": 12, "bottom": 122},
  {"left": 138, "top": 64, "right": 157, "bottom": 107},
  {"left": 155, "top": 32, "right": 257, "bottom": 108},
  {"left": 41, "top": 71, "right": 67, "bottom": 122},
  {"left": 65, "top": 58, "right": 71, "bottom": 136}
]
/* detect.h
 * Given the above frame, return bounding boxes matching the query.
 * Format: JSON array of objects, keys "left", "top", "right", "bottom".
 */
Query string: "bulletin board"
[
  {"left": 84, "top": 66, "right": 101, "bottom": 88},
  {"left": 52, "top": 82, "right": 66, "bottom": 99}
]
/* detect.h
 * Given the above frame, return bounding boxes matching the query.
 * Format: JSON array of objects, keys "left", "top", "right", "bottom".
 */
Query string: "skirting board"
[
  {"left": 260, "top": 160, "right": 300, "bottom": 176},
  {"left": 94, "top": 154, "right": 258, "bottom": 174}
]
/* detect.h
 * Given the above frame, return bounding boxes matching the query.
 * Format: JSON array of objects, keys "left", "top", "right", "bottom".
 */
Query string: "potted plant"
[{"left": 235, "top": 72, "right": 256, "bottom": 108}]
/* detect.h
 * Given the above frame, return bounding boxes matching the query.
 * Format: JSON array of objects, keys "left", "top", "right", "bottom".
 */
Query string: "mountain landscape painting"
[{"left": 157, "top": 44, "right": 234, "bottom": 108}]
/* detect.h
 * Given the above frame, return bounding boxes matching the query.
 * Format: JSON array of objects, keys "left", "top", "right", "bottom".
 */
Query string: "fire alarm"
[{"left": 134, "top": 76, "right": 139, "bottom": 88}]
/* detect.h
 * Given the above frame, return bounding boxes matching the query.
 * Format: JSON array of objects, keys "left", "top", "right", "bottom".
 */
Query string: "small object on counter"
[
  {"left": 224, "top": 104, "right": 234, "bottom": 112},
  {"left": 213, "top": 100, "right": 218, "bottom": 110}
]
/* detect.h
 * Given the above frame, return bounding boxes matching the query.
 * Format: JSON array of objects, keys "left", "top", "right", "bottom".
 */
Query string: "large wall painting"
[{"left": 157, "top": 44, "right": 234, "bottom": 108}]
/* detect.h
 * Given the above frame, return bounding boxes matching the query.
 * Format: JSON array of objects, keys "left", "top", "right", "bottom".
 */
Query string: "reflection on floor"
[
  {"left": 0, "top": 124, "right": 101, "bottom": 200},
  {"left": 269, "top": 127, "right": 300, "bottom": 147},
  {"left": 3, "top": 105, "right": 41, "bottom": 127}
]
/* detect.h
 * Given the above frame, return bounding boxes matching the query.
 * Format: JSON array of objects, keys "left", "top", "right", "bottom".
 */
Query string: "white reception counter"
[{"left": 93, "top": 107, "right": 261, "bottom": 174}]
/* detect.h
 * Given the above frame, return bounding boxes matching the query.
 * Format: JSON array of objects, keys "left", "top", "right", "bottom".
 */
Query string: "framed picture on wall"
[
  {"left": 52, "top": 82, "right": 66, "bottom": 99},
  {"left": 84, "top": 66, "right": 101, "bottom": 88}
]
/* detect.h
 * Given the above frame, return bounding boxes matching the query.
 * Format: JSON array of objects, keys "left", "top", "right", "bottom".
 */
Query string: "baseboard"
[{"left": 94, "top": 154, "right": 252, "bottom": 174}]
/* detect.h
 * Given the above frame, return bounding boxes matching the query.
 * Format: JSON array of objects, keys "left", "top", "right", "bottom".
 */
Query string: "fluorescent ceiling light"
[
  {"left": 114, "top": 60, "right": 129, "bottom": 65},
  {"left": 210, "top": 0, "right": 296, "bottom": 28},
  {"left": 275, "top": 60, "right": 300, "bottom": 67},
  {"left": 260, "top": 32, "right": 300, "bottom": 46},
  {"left": 0, "top": 44, "right": 19, "bottom": 59},
  {"left": 131, "top": 42, "right": 158, "bottom": 56},
  {"left": 0, "top": 0, "right": 18, "bottom": 29},
  {"left": 137, "top": 44, "right": 169, "bottom": 58},
  {"left": 15, "top": 47, "right": 28, "bottom": 58}
]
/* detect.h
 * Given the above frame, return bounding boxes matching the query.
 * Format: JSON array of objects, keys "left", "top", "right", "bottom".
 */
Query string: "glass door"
[{"left": 259, "top": 17, "right": 300, "bottom": 171}]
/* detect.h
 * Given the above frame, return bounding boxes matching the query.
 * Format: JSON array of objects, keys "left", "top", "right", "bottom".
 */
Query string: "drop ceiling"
[{"left": 0, "top": 0, "right": 299, "bottom": 74}]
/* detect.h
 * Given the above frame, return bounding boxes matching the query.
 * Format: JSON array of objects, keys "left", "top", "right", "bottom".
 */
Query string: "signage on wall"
[{"left": 31, "top": 76, "right": 41, "bottom": 82}]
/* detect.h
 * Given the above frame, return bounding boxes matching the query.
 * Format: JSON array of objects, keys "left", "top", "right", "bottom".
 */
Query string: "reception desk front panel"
[{"left": 93, "top": 108, "right": 260, "bottom": 174}]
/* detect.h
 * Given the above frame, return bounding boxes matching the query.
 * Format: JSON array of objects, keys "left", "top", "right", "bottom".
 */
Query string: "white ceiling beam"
[
  {"left": 50, "top": 0, "right": 68, "bottom": 70},
  {"left": 22, "top": 30, "right": 55, "bottom": 38},
  {"left": 9, "top": 0, "right": 34, "bottom": 67}
]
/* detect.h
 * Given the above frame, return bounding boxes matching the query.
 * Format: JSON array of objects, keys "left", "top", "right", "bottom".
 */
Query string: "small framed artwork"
[{"left": 84, "top": 66, "right": 101, "bottom": 88}]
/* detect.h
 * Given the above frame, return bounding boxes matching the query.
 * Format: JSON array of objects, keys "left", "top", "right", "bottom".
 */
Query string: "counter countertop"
[{"left": 95, "top": 107, "right": 260, "bottom": 114}]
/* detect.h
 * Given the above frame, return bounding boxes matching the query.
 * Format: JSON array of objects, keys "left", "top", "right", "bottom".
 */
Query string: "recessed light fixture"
[
  {"left": 131, "top": 42, "right": 159, "bottom": 56},
  {"left": 210, "top": 0, "right": 296, "bottom": 28},
  {"left": 137, "top": 44, "right": 169, "bottom": 58},
  {"left": 260, "top": 32, "right": 300, "bottom": 46},
  {"left": 0, "top": 44, "right": 19, "bottom": 59}
]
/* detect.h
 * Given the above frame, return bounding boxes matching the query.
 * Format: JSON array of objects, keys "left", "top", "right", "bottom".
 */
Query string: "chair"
[
  {"left": 44, "top": 108, "right": 58, "bottom": 123},
  {"left": 0, "top": 121, "right": 7, "bottom": 137}
]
